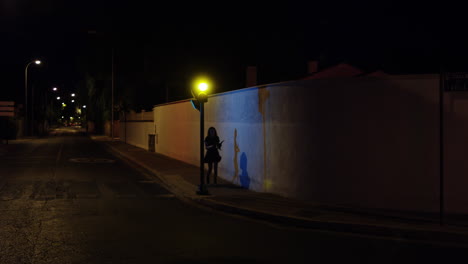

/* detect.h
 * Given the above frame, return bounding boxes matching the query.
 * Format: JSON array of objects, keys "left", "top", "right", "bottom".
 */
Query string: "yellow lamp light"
[
  {"left": 192, "top": 76, "right": 212, "bottom": 94},
  {"left": 198, "top": 82, "right": 208, "bottom": 92}
]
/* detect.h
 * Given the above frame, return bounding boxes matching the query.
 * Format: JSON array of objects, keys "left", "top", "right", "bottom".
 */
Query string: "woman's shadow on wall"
[{"left": 239, "top": 152, "right": 250, "bottom": 189}]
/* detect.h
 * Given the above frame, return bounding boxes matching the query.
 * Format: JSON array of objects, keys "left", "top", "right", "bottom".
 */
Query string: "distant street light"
[
  {"left": 52, "top": 87, "right": 57, "bottom": 91},
  {"left": 192, "top": 77, "right": 212, "bottom": 195},
  {"left": 57, "top": 97, "right": 60, "bottom": 100},
  {"left": 71, "top": 100, "right": 75, "bottom": 103},
  {"left": 71, "top": 93, "right": 75, "bottom": 97},
  {"left": 24, "top": 59, "right": 42, "bottom": 136},
  {"left": 83, "top": 105, "right": 86, "bottom": 108}
]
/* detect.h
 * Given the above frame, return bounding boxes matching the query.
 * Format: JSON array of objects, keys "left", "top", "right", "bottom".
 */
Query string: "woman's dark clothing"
[{"left": 204, "top": 136, "right": 220, "bottom": 163}]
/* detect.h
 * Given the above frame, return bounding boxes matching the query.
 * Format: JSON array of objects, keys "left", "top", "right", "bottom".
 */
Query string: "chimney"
[
  {"left": 246, "top": 66, "right": 257, "bottom": 87},
  {"left": 308, "top": 60, "right": 318, "bottom": 74}
]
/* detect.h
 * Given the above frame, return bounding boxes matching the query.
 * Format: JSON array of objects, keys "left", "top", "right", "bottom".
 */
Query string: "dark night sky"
[{"left": 2, "top": 1, "right": 468, "bottom": 106}]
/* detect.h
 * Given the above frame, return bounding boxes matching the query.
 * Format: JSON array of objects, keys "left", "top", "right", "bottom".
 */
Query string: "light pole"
[
  {"left": 87, "top": 31, "right": 115, "bottom": 138},
  {"left": 111, "top": 48, "right": 115, "bottom": 140},
  {"left": 192, "top": 78, "right": 211, "bottom": 195},
  {"left": 24, "top": 60, "right": 41, "bottom": 136}
]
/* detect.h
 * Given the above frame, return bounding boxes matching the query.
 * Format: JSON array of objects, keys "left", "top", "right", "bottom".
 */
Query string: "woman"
[{"left": 204, "top": 127, "right": 222, "bottom": 184}]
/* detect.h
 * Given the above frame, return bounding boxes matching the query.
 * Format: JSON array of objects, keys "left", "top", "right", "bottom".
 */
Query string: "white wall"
[
  {"left": 120, "top": 111, "right": 155, "bottom": 151},
  {"left": 153, "top": 75, "right": 448, "bottom": 213}
]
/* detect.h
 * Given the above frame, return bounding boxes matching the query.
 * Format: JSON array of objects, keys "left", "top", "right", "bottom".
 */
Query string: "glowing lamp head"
[
  {"left": 52, "top": 87, "right": 57, "bottom": 91},
  {"left": 34, "top": 60, "right": 41, "bottom": 65},
  {"left": 198, "top": 83, "right": 208, "bottom": 92},
  {"left": 56, "top": 97, "right": 60, "bottom": 100},
  {"left": 83, "top": 105, "right": 86, "bottom": 108},
  {"left": 71, "top": 93, "right": 75, "bottom": 97},
  {"left": 192, "top": 76, "right": 212, "bottom": 94}
]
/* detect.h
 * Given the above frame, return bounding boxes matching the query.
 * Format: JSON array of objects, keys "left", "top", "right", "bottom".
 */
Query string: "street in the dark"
[
  {"left": 5, "top": 2, "right": 468, "bottom": 262},
  {"left": 0, "top": 128, "right": 466, "bottom": 263}
]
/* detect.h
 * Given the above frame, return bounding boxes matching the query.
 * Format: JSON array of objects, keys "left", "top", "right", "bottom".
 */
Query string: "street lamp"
[
  {"left": 57, "top": 97, "right": 61, "bottom": 100},
  {"left": 192, "top": 77, "right": 212, "bottom": 195},
  {"left": 71, "top": 93, "right": 75, "bottom": 97},
  {"left": 52, "top": 87, "right": 57, "bottom": 91},
  {"left": 24, "top": 59, "right": 42, "bottom": 136}
]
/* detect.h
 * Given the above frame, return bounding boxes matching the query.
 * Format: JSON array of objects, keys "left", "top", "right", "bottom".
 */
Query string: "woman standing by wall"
[{"left": 205, "top": 127, "right": 222, "bottom": 184}]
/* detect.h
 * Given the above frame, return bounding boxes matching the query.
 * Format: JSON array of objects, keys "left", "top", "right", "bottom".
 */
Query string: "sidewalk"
[{"left": 92, "top": 135, "right": 468, "bottom": 247}]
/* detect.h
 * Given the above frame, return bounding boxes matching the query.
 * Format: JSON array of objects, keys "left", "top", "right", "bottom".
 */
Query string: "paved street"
[{"left": 0, "top": 127, "right": 467, "bottom": 263}]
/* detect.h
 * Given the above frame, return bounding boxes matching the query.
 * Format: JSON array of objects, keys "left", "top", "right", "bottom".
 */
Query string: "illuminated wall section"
[
  {"left": 152, "top": 75, "right": 457, "bottom": 213},
  {"left": 119, "top": 111, "right": 154, "bottom": 151},
  {"left": 154, "top": 101, "right": 200, "bottom": 166},
  {"left": 154, "top": 82, "right": 322, "bottom": 198}
]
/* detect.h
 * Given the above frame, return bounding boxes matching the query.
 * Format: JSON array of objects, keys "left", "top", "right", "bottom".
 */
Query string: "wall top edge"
[{"left": 152, "top": 74, "right": 441, "bottom": 110}]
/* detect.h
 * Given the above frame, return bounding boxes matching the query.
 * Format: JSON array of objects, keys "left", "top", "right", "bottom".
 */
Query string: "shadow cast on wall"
[
  {"left": 239, "top": 152, "right": 250, "bottom": 188},
  {"left": 233, "top": 128, "right": 240, "bottom": 183}
]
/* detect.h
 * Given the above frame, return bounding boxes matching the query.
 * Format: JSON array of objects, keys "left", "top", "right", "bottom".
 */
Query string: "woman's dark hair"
[{"left": 207, "top": 127, "right": 218, "bottom": 137}]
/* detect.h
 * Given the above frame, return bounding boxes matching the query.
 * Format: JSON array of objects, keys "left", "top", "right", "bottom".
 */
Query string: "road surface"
[{"left": 0, "top": 127, "right": 467, "bottom": 263}]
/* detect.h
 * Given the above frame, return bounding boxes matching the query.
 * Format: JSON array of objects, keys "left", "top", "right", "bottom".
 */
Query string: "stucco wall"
[
  {"left": 312, "top": 76, "right": 440, "bottom": 212},
  {"left": 152, "top": 75, "right": 449, "bottom": 213},
  {"left": 119, "top": 111, "right": 155, "bottom": 151},
  {"left": 445, "top": 92, "right": 468, "bottom": 214}
]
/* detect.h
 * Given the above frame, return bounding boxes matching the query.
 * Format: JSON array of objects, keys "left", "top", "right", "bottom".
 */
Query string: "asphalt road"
[{"left": 0, "top": 127, "right": 467, "bottom": 263}]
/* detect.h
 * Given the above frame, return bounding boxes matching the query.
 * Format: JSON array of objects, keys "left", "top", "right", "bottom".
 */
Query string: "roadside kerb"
[
  {"left": 197, "top": 198, "right": 468, "bottom": 247},
  {"left": 100, "top": 141, "right": 199, "bottom": 201},
  {"left": 98, "top": 139, "right": 468, "bottom": 247}
]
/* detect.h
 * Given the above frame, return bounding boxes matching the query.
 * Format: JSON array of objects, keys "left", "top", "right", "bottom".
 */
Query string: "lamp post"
[
  {"left": 111, "top": 48, "right": 115, "bottom": 140},
  {"left": 192, "top": 79, "right": 210, "bottom": 195},
  {"left": 24, "top": 60, "right": 41, "bottom": 136},
  {"left": 87, "top": 31, "right": 115, "bottom": 139}
]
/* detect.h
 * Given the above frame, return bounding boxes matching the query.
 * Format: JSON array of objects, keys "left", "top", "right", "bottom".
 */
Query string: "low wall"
[
  {"left": 153, "top": 75, "right": 451, "bottom": 213},
  {"left": 119, "top": 111, "right": 154, "bottom": 151},
  {"left": 104, "top": 120, "right": 120, "bottom": 138}
]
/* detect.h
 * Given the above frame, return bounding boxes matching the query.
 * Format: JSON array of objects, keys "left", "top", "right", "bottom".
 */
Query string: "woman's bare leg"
[
  {"left": 206, "top": 162, "right": 213, "bottom": 184},
  {"left": 214, "top": 162, "right": 218, "bottom": 184}
]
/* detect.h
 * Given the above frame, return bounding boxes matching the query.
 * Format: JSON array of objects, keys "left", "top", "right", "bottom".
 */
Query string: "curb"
[
  {"left": 97, "top": 140, "right": 200, "bottom": 203},
  {"left": 97, "top": 139, "right": 468, "bottom": 247},
  {"left": 197, "top": 198, "right": 468, "bottom": 246}
]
